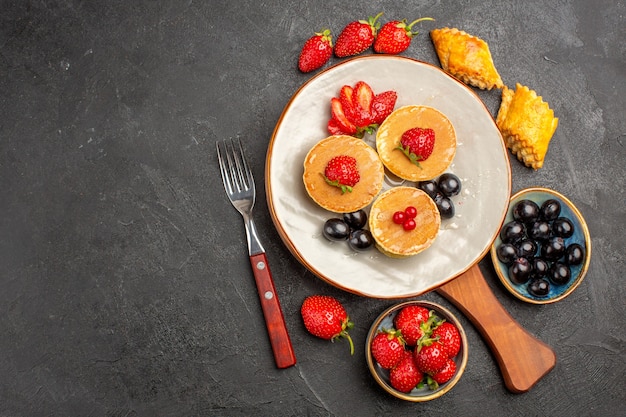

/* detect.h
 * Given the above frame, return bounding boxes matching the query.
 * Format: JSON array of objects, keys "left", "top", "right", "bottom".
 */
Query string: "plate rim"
[{"left": 265, "top": 55, "right": 512, "bottom": 298}]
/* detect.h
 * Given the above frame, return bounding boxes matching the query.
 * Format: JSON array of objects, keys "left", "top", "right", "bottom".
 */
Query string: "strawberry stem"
[{"left": 406, "top": 17, "right": 435, "bottom": 35}]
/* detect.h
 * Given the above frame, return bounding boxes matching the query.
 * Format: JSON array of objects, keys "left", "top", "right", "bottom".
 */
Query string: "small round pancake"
[
  {"left": 369, "top": 186, "right": 441, "bottom": 258},
  {"left": 376, "top": 105, "right": 457, "bottom": 181},
  {"left": 303, "top": 135, "right": 384, "bottom": 213}
]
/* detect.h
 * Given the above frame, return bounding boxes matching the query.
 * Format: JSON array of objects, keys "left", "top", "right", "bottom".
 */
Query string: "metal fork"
[{"left": 216, "top": 138, "right": 296, "bottom": 369}]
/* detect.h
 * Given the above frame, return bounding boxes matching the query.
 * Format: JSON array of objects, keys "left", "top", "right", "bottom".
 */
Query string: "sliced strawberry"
[
  {"left": 371, "top": 90, "right": 398, "bottom": 124},
  {"left": 327, "top": 118, "right": 347, "bottom": 135},
  {"left": 330, "top": 97, "right": 357, "bottom": 134},
  {"left": 352, "top": 81, "right": 374, "bottom": 126},
  {"left": 339, "top": 85, "right": 358, "bottom": 124}
]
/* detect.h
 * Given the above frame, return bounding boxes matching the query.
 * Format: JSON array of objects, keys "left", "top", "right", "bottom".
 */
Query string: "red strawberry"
[
  {"left": 298, "top": 29, "right": 333, "bottom": 73},
  {"left": 330, "top": 97, "right": 357, "bottom": 134},
  {"left": 334, "top": 12, "right": 383, "bottom": 58},
  {"left": 324, "top": 155, "right": 360, "bottom": 193},
  {"left": 301, "top": 295, "right": 354, "bottom": 354},
  {"left": 373, "top": 17, "right": 434, "bottom": 54},
  {"left": 393, "top": 305, "right": 433, "bottom": 346},
  {"left": 432, "top": 321, "right": 462, "bottom": 358},
  {"left": 371, "top": 90, "right": 398, "bottom": 124},
  {"left": 429, "top": 358, "right": 457, "bottom": 387},
  {"left": 371, "top": 328, "right": 405, "bottom": 369},
  {"left": 327, "top": 81, "right": 397, "bottom": 137},
  {"left": 414, "top": 340, "right": 448, "bottom": 375},
  {"left": 397, "top": 127, "right": 436, "bottom": 167},
  {"left": 389, "top": 350, "right": 423, "bottom": 393}
]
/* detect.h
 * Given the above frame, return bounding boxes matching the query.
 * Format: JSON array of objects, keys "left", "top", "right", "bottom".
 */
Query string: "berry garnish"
[
  {"left": 392, "top": 211, "right": 406, "bottom": 224},
  {"left": 323, "top": 155, "right": 360, "bottom": 193},
  {"left": 393, "top": 206, "right": 420, "bottom": 231},
  {"left": 327, "top": 81, "right": 397, "bottom": 137},
  {"left": 403, "top": 218, "right": 416, "bottom": 231},
  {"left": 397, "top": 127, "right": 436, "bottom": 168},
  {"left": 404, "top": 206, "right": 417, "bottom": 219}
]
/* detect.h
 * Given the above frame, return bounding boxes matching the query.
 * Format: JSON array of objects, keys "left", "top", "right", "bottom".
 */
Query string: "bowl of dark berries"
[
  {"left": 490, "top": 187, "right": 591, "bottom": 304},
  {"left": 365, "top": 300, "right": 468, "bottom": 402}
]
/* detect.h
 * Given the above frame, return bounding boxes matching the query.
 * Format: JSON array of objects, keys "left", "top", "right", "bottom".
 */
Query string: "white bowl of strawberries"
[{"left": 365, "top": 300, "right": 468, "bottom": 401}]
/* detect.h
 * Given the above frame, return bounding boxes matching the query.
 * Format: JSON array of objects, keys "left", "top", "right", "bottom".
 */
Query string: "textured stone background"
[{"left": 1, "top": 0, "right": 624, "bottom": 416}]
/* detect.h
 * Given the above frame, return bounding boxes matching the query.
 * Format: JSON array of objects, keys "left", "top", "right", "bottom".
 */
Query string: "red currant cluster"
[{"left": 392, "top": 206, "right": 418, "bottom": 231}]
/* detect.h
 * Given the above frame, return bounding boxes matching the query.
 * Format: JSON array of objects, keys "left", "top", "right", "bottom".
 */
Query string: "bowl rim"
[
  {"left": 490, "top": 186, "right": 592, "bottom": 304},
  {"left": 365, "top": 300, "right": 469, "bottom": 401}
]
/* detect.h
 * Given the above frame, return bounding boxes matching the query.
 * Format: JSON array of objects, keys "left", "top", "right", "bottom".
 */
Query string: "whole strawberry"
[
  {"left": 334, "top": 12, "right": 383, "bottom": 58},
  {"left": 397, "top": 127, "right": 436, "bottom": 167},
  {"left": 298, "top": 29, "right": 333, "bottom": 73},
  {"left": 394, "top": 305, "right": 437, "bottom": 346},
  {"left": 429, "top": 358, "right": 457, "bottom": 387},
  {"left": 373, "top": 17, "right": 434, "bottom": 54},
  {"left": 301, "top": 295, "right": 354, "bottom": 354},
  {"left": 431, "top": 321, "right": 462, "bottom": 358},
  {"left": 414, "top": 340, "right": 448, "bottom": 375},
  {"left": 371, "top": 328, "right": 405, "bottom": 369},
  {"left": 324, "top": 155, "right": 360, "bottom": 193},
  {"left": 389, "top": 350, "right": 423, "bottom": 393}
]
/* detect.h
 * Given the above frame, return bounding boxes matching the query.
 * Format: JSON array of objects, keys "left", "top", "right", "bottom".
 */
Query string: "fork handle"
[{"left": 249, "top": 253, "right": 297, "bottom": 368}]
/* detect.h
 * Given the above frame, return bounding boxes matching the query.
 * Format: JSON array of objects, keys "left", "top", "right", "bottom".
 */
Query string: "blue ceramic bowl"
[{"left": 490, "top": 187, "right": 591, "bottom": 304}]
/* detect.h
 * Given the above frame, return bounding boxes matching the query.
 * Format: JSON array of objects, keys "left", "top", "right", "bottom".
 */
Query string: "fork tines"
[{"left": 217, "top": 138, "right": 255, "bottom": 195}]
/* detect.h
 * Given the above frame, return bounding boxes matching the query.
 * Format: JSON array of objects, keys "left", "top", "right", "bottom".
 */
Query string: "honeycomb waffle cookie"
[
  {"left": 369, "top": 187, "right": 441, "bottom": 258},
  {"left": 430, "top": 27, "right": 504, "bottom": 90},
  {"left": 496, "top": 83, "right": 559, "bottom": 170}
]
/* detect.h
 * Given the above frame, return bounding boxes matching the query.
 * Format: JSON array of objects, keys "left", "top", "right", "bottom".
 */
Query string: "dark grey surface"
[{"left": 1, "top": 0, "right": 625, "bottom": 416}]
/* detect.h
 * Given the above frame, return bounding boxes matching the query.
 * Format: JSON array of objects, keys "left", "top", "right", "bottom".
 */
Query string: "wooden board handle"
[
  {"left": 250, "top": 253, "right": 297, "bottom": 369},
  {"left": 436, "top": 264, "right": 556, "bottom": 393}
]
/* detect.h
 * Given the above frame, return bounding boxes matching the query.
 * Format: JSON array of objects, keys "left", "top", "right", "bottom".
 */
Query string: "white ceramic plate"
[{"left": 265, "top": 56, "right": 511, "bottom": 298}]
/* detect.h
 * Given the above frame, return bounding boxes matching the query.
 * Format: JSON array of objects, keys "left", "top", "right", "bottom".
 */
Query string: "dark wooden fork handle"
[
  {"left": 437, "top": 264, "right": 556, "bottom": 393},
  {"left": 249, "top": 253, "right": 297, "bottom": 368}
]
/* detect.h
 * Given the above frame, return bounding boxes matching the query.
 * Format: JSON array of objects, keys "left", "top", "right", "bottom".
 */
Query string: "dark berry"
[
  {"left": 565, "top": 243, "right": 585, "bottom": 265},
  {"left": 437, "top": 173, "right": 462, "bottom": 197},
  {"left": 528, "top": 221, "right": 552, "bottom": 242},
  {"left": 552, "top": 217, "right": 575, "bottom": 238},
  {"left": 496, "top": 243, "right": 519, "bottom": 265},
  {"left": 541, "top": 236, "right": 566, "bottom": 261},
  {"left": 343, "top": 210, "right": 368, "bottom": 230},
  {"left": 540, "top": 199, "right": 561, "bottom": 221},
  {"left": 434, "top": 193, "right": 455, "bottom": 219},
  {"left": 500, "top": 220, "right": 526, "bottom": 244},
  {"left": 528, "top": 278, "right": 550, "bottom": 297},
  {"left": 516, "top": 239, "right": 538, "bottom": 258},
  {"left": 509, "top": 257, "right": 532, "bottom": 284},
  {"left": 512, "top": 199, "right": 540, "bottom": 225},
  {"left": 549, "top": 262, "right": 571, "bottom": 285},
  {"left": 531, "top": 258, "right": 550, "bottom": 279},
  {"left": 322, "top": 218, "right": 350, "bottom": 241},
  {"left": 417, "top": 180, "right": 440, "bottom": 199},
  {"left": 348, "top": 229, "right": 374, "bottom": 251}
]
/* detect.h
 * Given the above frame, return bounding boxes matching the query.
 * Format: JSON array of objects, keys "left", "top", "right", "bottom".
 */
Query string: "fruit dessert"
[
  {"left": 327, "top": 80, "right": 397, "bottom": 138},
  {"left": 369, "top": 186, "right": 441, "bottom": 258},
  {"left": 376, "top": 105, "right": 457, "bottom": 182},
  {"left": 430, "top": 27, "right": 504, "bottom": 90},
  {"left": 303, "top": 135, "right": 384, "bottom": 213},
  {"left": 496, "top": 83, "right": 559, "bottom": 170}
]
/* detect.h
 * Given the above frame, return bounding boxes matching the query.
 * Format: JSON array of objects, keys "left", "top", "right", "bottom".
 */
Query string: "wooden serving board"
[{"left": 436, "top": 264, "right": 556, "bottom": 393}]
